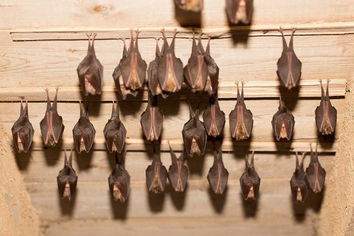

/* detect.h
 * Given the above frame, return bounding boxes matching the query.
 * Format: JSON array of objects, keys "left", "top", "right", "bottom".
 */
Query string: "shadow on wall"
[{"left": 291, "top": 189, "right": 325, "bottom": 222}]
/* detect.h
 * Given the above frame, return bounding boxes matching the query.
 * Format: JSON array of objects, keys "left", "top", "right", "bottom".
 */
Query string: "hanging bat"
[
  {"left": 103, "top": 101, "right": 127, "bottom": 153},
  {"left": 77, "top": 33, "right": 103, "bottom": 96},
  {"left": 175, "top": 0, "right": 204, "bottom": 12},
  {"left": 272, "top": 98, "right": 295, "bottom": 141},
  {"left": 146, "top": 142, "right": 168, "bottom": 194},
  {"left": 203, "top": 95, "right": 225, "bottom": 137},
  {"left": 147, "top": 38, "right": 166, "bottom": 97},
  {"left": 229, "top": 82, "right": 253, "bottom": 141},
  {"left": 204, "top": 37, "right": 220, "bottom": 96},
  {"left": 226, "top": 0, "right": 254, "bottom": 25},
  {"left": 315, "top": 80, "right": 337, "bottom": 135},
  {"left": 108, "top": 152, "right": 130, "bottom": 203},
  {"left": 113, "top": 30, "right": 147, "bottom": 99},
  {"left": 207, "top": 144, "right": 229, "bottom": 194},
  {"left": 182, "top": 105, "right": 208, "bottom": 156},
  {"left": 57, "top": 150, "right": 78, "bottom": 200},
  {"left": 72, "top": 102, "right": 96, "bottom": 153},
  {"left": 157, "top": 29, "right": 184, "bottom": 95},
  {"left": 290, "top": 152, "right": 309, "bottom": 203},
  {"left": 277, "top": 28, "right": 302, "bottom": 89},
  {"left": 239, "top": 151, "right": 260, "bottom": 200},
  {"left": 168, "top": 141, "right": 188, "bottom": 192},
  {"left": 40, "top": 89, "right": 64, "bottom": 147},
  {"left": 305, "top": 144, "right": 326, "bottom": 193},
  {"left": 140, "top": 94, "right": 163, "bottom": 141},
  {"left": 11, "top": 100, "right": 34, "bottom": 153}
]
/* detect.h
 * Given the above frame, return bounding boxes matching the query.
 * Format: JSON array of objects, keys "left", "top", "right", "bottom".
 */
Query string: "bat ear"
[
  {"left": 53, "top": 88, "right": 59, "bottom": 111},
  {"left": 279, "top": 27, "right": 288, "bottom": 50},
  {"left": 170, "top": 29, "right": 178, "bottom": 52},
  {"left": 135, "top": 29, "right": 141, "bottom": 50},
  {"left": 289, "top": 28, "right": 296, "bottom": 50},
  {"left": 19, "top": 99, "right": 24, "bottom": 114},
  {"left": 241, "top": 81, "right": 245, "bottom": 99},
  {"left": 320, "top": 80, "right": 325, "bottom": 98},
  {"left": 24, "top": 100, "right": 29, "bottom": 117},
  {"left": 129, "top": 29, "right": 134, "bottom": 50},
  {"left": 45, "top": 88, "right": 51, "bottom": 110},
  {"left": 160, "top": 29, "right": 168, "bottom": 51},
  {"left": 197, "top": 33, "right": 205, "bottom": 53},
  {"left": 326, "top": 80, "right": 330, "bottom": 98}
]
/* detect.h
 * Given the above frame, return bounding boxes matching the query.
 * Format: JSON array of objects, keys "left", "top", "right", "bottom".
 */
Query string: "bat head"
[
  {"left": 57, "top": 150, "right": 78, "bottom": 200},
  {"left": 290, "top": 152, "right": 308, "bottom": 202},
  {"left": 146, "top": 143, "right": 168, "bottom": 194},
  {"left": 140, "top": 95, "right": 164, "bottom": 141},
  {"left": 103, "top": 101, "right": 127, "bottom": 153},
  {"left": 305, "top": 144, "right": 326, "bottom": 193},
  {"left": 226, "top": 0, "right": 254, "bottom": 25},
  {"left": 175, "top": 0, "right": 204, "bottom": 12},
  {"left": 11, "top": 100, "right": 34, "bottom": 153},
  {"left": 203, "top": 95, "right": 226, "bottom": 137},
  {"left": 108, "top": 153, "right": 130, "bottom": 203},
  {"left": 168, "top": 141, "right": 189, "bottom": 192},
  {"left": 207, "top": 148, "right": 229, "bottom": 194},
  {"left": 72, "top": 102, "right": 96, "bottom": 153},
  {"left": 239, "top": 151, "right": 261, "bottom": 200},
  {"left": 77, "top": 33, "right": 103, "bottom": 96},
  {"left": 272, "top": 98, "right": 295, "bottom": 141}
]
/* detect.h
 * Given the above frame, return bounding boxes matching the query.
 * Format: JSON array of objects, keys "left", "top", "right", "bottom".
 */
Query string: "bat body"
[
  {"left": 203, "top": 95, "right": 225, "bottom": 137},
  {"left": 140, "top": 95, "right": 163, "bottom": 141},
  {"left": 229, "top": 82, "right": 253, "bottom": 140},
  {"left": 239, "top": 151, "right": 260, "bottom": 200},
  {"left": 72, "top": 102, "right": 96, "bottom": 153},
  {"left": 306, "top": 145, "right": 326, "bottom": 193},
  {"left": 11, "top": 100, "right": 34, "bottom": 153},
  {"left": 146, "top": 143, "right": 168, "bottom": 194},
  {"left": 108, "top": 153, "right": 130, "bottom": 203},
  {"left": 207, "top": 147, "right": 229, "bottom": 195},
  {"left": 226, "top": 0, "right": 253, "bottom": 25},
  {"left": 315, "top": 80, "right": 337, "bottom": 135},
  {"left": 57, "top": 150, "right": 78, "bottom": 200},
  {"left": 175, "top": 0, "right": 204, "bottom": 12},
  {"left": 277, "top": 28, "right": 302, "bottom": 89},
  {"left": 77, "top": 33, "right": 103, "bottom": 96},
  {"left": 113, "top": 30, "right": 147, "bottom": 99},
  {"left": 168, "top": 142, "right": 188, "bottom": 192},
  {"left": 147, "top": 38, "right": 165, "bottom": 97},
  {"left": 103, "top": 102, "right": 127, "bottom": 153},
  {"left": 272, "top": 99, "right": 295, "bottom": 141},
  {"left": 40, "top": 89, "right": 64, "bottom": 147},
  {"left": 290, "top": 152, "right": 308, "bottom": 202}
]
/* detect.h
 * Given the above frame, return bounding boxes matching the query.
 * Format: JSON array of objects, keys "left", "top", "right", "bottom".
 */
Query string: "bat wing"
[{"left": 51, "top": 112, "right": 65, "bottom": 143}]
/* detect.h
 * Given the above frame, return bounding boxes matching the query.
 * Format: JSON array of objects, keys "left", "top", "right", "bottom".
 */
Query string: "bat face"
[
  {"left": 305, "top": 145, "right": 326, "bottom": 193},
  {"left": 113, "top": 30, "right": 147, "bottom": 99},
  {"left": 11, "top": 100, "right": 34, "bottom": 153},
  {"left": 108, "top": 153, "right": 130, "bottom": 203},
  {"left": 168, "top": 142, "right": 189, "bottom": 192},
  {"left": 182, "top": 108, "right": 208, "bottom": 156},
  {"left": 290, "top": 152, "right": 308, "bottom": 202},
  {"left": 103, "top": 102, "right": 127, "bottom": 153},
  {"left": 203, "top": 96, "right": 225, "bottom": 137},
  {"left": 207, "top": 149, "right": 229, "bottom": 194},
  {"left": 140, "top": 95, "right": 163, "bottom": 141},
  {"left": 77, "top": 33, "right": 103, "bottom": 96},
  {"left": 40, "top": 89, "right": 65, "bottom": 147},
  {"left": 175, "top": 0, "right": 204, "bottom": 12},
  {"left": 229, "top": 82, "right": 253, "bottom": 140},
  {"left": 226, "top": 0, "right": 254, "bottom": 25},
  {"left": 72, "top": 102, "right": 96, "bottom": 153},
  {"left": 146, "top": 144, "right": 168, "bottom": 194},
  {"left": 315, "top": 80, "right": 337, "bottom": 135},
  {"left": 147, "top": 38, "right": 166, "bottom": 97},
  {"left": 239, "top": 152, "right": 260, "bottom": 200},
  {"left": 277, "top": 28, "right": 302, "bottom": 89},
  {"left": 57, "top": 151, "right": 78, "bottom": 200},
  {"left": 157, "top": 29, "right": 184, "bottom": 95},
  {"left": 272, "top": 99, "right": 295, "bottom": 141}
]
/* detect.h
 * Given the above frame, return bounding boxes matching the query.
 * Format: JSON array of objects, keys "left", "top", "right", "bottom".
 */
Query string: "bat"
[
  {"left": 182, "top": 105, "right": 208, "bottom": 156},
  {"left": 277, "top": 28, "right": 302, "bottom": 89},
  {"left": 108, "top": 152, "right": 130, "bottom": 203},
  {"left": 239, "top": 151, "right": 260, "bottom": 200},
  {"left": 168, "top": 141, "right": 188, "bottom": 192},
  {"left": 11, "top": 100, "right": 34, "bottom": 153},
  {"left": 140, "top": 94, "right": 163, "bottom": 141},
  {"left": 204, "top": 37, "right": 220, "bottom": 96},
  {"left": 305, "top": 144, "right": 326, "bottom": 193},
  {"left": 272, "top": 98, "right": 295, "bottom": 141},
  {"left": 226, "top": 0, "right": 254, "bottom": 25},
  {"left": 113, "top": 30, "right": 147, "bottom": 99},
  {"left": 146, "top": 142, "right": 168, "bottom": 194},
  {"left": 147, "top": 38, "right": 166, "bottom": 97},
  {"left": 72, "top": 102, "right": 96, "bottom": 153},
  {"left": 77, "top": 33, "right": 103, "bottom": 96},
  {"left": 207, "top": 143, "right": 229, "bottom": 195},
  {"left": 203, "top": 95, "right": 225, "bottom": 137},
  {"left": 103, "top": 101, "right": 127, "bottom": 153},
  {"left": 174, "top": 0, "right": 204, "bottom": 12},
  {"left": 40, "top": 89, "right": 64, "bottom": 147},
  {"left": 157, "top": 29, "right": 184, "bottom": 95},
  {"left": 290, "top": 152, "right": 309, "bottom": 202},
  {"left": 229, "top": 82, "right": 253, "bottom": 141},
  {"left": 57, "top": 150, "right": 78, "bottom": 200},
  {"left": 315, "top": 80, "right": 337, "bottom": 135}
]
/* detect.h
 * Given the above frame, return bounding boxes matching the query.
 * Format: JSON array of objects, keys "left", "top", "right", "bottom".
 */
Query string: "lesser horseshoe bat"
[
  {"left": 140, "top": 94, "right": 163, "bottom": 141},
  {"left": 40, "top": 89, "right": 64, "bottom": 147},
  {"left": 103, "top": 101, "right": 127, "bottom": 153},
  {"left": 146, "top": 142, "right": 168, "bottom": 194},
  {"left": 207, "top": 145, "right": 229, "bottom": 195},
  {"left": 290, "top": 152, "right": 309, "bottom": 203},
  {"left": 272, "top": 98, "right": 295, "bottom": 141},
  {"left": 226, "top": 0, "right": 254, "bottom": 25},
  {"left": 305, "top": 144, "right": 326, "bottom": 193},
  {"left": 239, "top": 151, "right": 260, "bottom": 200},
  {"left": 315, "top": 80, "right": 337, "bottom": 135},
  {"left": 108, "top": 152, "right": 130, "bottom": 203},
  {"left": 113, "top": 30, "right": 147, "bottom": 99},
  {"left": 203, "top": 95, "right": 225, "bottom": 137},
  {"left": 175, "top": 0, "right": 204, "bottom": 12},
  {"left": 168, "top": 141, "right": 189, "bottom": 192},
  {"left": 11, "top": 100, "right": 34, "bottom": 153},
  {"left": 77, "top": 33, "right": 103, "bottom": 96},
  {"left": 72, "top": 102, "right": 96, "bottom": 153},
  {"left": 147, "top": 38, "right": 166, "bottom": 98},
  {"left": 57, "top": 150, "right": 78, "bottom": 200},
  {"left": 277, "top": 28, "right": 302, "bottom": 89},
  {"left": 229, "top": 82, "right": 253, "bottom": 141}
]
